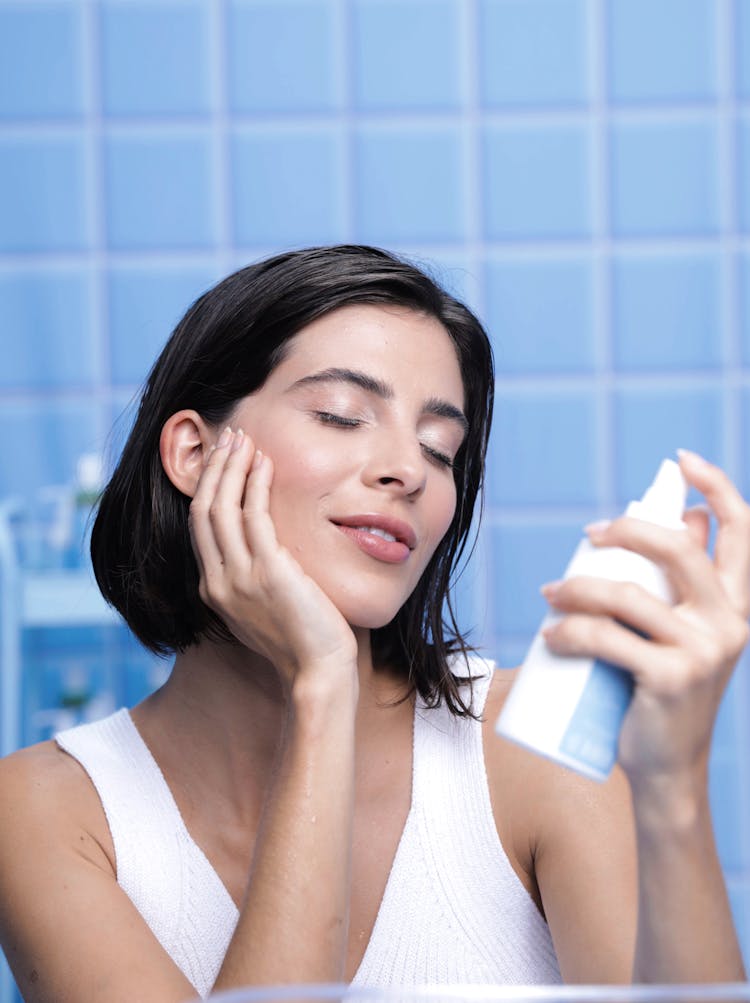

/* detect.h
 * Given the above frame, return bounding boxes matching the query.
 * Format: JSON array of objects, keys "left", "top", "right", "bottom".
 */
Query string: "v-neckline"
[{"left": 123, "top": 700, "right": 418, "bottom": 984}]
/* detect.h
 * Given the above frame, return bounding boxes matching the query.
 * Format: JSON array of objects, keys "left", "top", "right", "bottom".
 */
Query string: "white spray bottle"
[{"left": 495, "top": 458, "right": 688, "bottom": 782}]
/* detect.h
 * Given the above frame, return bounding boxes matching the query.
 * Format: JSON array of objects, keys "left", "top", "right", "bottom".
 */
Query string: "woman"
[{"left": 0, "top": 245, "right": 747, "bottom": 1001}]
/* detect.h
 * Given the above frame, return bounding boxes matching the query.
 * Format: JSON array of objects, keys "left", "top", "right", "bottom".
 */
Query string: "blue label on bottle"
[{"left": 559, "top": 660, "right": 634, "bottom": 776}]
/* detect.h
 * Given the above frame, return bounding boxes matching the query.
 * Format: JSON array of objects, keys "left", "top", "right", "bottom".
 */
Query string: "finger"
[
  {"left": 542, "top": 576, "right": 686, "bottom": 646},
  {"left": 206, "top": 429, "right": 257, "bottom": 572},
  {"left": 585, "top": 517, "right": 727, "bottom": 613},
  {"left": 678, "top": 450, "right": 750, "bottom": 615},
  {"left": 542, "top": 613, "right": 663, "bottom": 686},
  {"left": 241, "top": 450, "right": 279, "bottom": 562},
  {"left": 683, "top": 504, "right": 710, "bottom": 551},
  {"left": 189, "top": 426, "right": 234, "bottom": 570}
]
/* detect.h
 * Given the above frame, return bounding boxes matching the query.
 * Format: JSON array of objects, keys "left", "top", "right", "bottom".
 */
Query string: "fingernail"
[
  {"left": 677, "top": 447, "right": 708, "bottom": 469},
  {"left": 540, "top": 581, "right": 562, "bottom": 603},
  {"left": 230, "top": 428, "right": 245, "bottom": 452},
  {"left": 217, "top": 426, "right": 232, "bottom": 449},
  {"left": 584, "top": 519, "right": 611, "bottom": 538},
  {"left": 252, "top": 448, "right": 263, "bottom": 471}
]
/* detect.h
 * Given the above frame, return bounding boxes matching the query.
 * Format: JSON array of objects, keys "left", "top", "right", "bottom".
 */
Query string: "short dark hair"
[{"left": 92, "top": 245, "right": 494, "bottom": 716}]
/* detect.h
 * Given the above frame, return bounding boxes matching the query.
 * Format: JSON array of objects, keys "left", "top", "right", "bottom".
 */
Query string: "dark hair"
[{"left": 92, "top": 245, "right": 494, "bottom": 716}]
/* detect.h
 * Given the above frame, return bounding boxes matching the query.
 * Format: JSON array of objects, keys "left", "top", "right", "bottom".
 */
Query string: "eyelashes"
[{"left": 313, "top": 411, "right": 455, "bottom": 470}]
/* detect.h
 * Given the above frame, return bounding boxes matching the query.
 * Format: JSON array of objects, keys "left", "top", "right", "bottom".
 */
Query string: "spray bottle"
[{"left": 495, "top": 458, "right": 688, "bottom": 782}]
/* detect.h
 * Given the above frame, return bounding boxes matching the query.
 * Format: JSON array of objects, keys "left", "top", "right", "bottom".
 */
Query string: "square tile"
[
  {"left": 0, "top": 401, "right": 104, "bottom": 499},
  {"left": 479, "top": 0, "right": 590, "bottom": 108},
  {"left": 482, "top": 124, "right": 593, "bottom": 240},
  {"left": 612, "top": 252, "right": 723, "bottom": 370},
  {"left": 108, "top": 265, "right": 217, "bottom": 385},
  {"left": 607, "top": 0, "right": 717, "bottom": 103},
  {"left": 613, "top": 386, "right": 724, "bottom": 505},
  {"left": 352, "top": 0, "right": 462, "bottom": 111},
  {"left": 104, "top": 131, "right": 216, "bottom": 250},
  {"left": 231, "top": 126, "right": 346, "bottom": 246},
  {"left": 739, "top": 0, "right": 750, "bottom": 98},
  {"left": 0, "top": 269, "right": 95, "bottom": 388},
  {"left": 354, "top": 125, "right": 466, "bottom": 243},
  {"left": 228, "top": 0, "right": 341, "bottom": 113},
  {"left": 101, "top": 0, "right": 212, "bottom": 116},
  {"left": 739, "top": 118, "right": 750, "bottom": 233},
  {"left": 609, "top": 119, "right": 720, "bottom": 236},
  {"left": 741, "top": 252, "right": 750, "bottom": 366},
  {"left": 0, "top": 2, "right": 85, "bottom": 119},
  {"left": 0, "top": 135, "right": 89, "bottom": 252},
  {"left": 488, "top": 520, "right": 584, "bottom": 636},
  {"left": 484, "top": 255, "right": 596, "bottom": 373},
  {"left": 487, "top": 389, "right": 599, "bottom": 506}
]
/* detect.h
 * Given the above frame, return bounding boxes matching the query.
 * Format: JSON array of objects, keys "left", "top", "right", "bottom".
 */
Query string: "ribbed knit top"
[{"left": 56, "top": 657, "right": 561, "bottom": 997}]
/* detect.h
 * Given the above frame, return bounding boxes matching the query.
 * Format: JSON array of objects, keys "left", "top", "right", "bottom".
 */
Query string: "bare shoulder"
[
  {"left": 0, "top": 739, "right": 114, "bottom": 875},
  {"left": 481, "top": 666, "right": 638, "bottom": 981},
  {"left": 482, "top": 666, "right": 633, "bottom": 839}
]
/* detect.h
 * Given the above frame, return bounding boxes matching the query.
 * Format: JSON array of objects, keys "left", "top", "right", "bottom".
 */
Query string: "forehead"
[{"left": 273, "top": 304, "right": 465, "bottom": 402}]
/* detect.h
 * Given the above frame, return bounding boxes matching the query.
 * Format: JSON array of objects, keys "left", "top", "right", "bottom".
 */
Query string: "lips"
[
  {"left": 331, "top": 514, "right": 417, "bottom": 550},
  {"left": 331, "top": 513, "right": 417, "bottom": 565}
]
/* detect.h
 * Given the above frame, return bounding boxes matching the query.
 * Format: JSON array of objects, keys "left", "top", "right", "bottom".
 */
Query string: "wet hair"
[{"left": 92, "top": 245, "right": 494, "bottom": 716}]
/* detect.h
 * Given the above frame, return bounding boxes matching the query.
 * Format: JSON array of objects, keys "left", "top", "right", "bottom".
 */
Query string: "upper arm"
[
  {"left": 532, "top": 762, "right": 638, "bottom": 983},
  {"left": 0, "top": 744, "right": 196, "bottom": 1003},
  {"left": 484, "top": 671, "right": 638, "bottom": 984}
]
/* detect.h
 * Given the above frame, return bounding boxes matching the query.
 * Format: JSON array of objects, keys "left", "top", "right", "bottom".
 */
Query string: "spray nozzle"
[{"left": 638, "top": 459, "right": 688, "bottom": 525}]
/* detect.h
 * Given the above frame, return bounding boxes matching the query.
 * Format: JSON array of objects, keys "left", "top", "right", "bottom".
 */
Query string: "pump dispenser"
[{"left": 495, "top": 458, "right": 688, "bottom": 782}]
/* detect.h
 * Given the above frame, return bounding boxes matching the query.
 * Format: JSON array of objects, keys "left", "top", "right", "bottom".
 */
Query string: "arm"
[
  {"left": 0, "top": 428, "right": 361, "bottom": 999},
  {"left": 190, "top": 429, "right": 361, "bottom": 986},
  {"left": 539, "top": 450, "right": 749, "bottom": 982}
]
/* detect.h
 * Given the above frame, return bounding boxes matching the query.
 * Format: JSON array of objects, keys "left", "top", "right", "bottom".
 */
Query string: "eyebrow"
[{"left": 289, "top": 366, "right": 469, "bottom": 435}]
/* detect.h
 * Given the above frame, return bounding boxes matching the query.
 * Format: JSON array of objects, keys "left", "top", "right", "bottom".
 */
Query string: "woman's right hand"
[{"left": 188, "top": 426, "right": 359, "bottom": 688}]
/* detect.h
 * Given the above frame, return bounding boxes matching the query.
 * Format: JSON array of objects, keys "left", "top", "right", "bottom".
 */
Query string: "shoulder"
[
  {"left": 0, "top": 739, "right": 115, "bottom": 877},
  {"left": 481, "top": 667, "right": 637, "bottom": 980}
]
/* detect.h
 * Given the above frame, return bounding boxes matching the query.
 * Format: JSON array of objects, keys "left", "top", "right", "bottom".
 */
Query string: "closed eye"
[
  {"left": 314, "top": 411, "right": 362, "bottom": 428},
  {"left": 422, "top": 444, "right": 454, "bottom": 469}
]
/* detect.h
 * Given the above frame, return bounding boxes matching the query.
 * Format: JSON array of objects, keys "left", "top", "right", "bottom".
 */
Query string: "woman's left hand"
[{"left": 541, "top": 450, "right": 750, "bottom": 787}]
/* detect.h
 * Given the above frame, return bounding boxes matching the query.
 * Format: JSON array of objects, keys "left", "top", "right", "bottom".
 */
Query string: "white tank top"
[{"left": 56, "top": 657, "right": 561, "bottom": 997}]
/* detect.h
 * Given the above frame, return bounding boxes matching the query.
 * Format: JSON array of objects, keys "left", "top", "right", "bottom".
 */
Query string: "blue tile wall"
[
  {"left": 485, "top": 256, "right": 596, "bottom": 373},
  {"left": 104, "top": 131, "right": 216, "bottom": 249},
  {"left": 0, "top": 135, "right": 90, "bottom": 252},
  {"left": 100, "top": 1, "right": 212, "bottom": 117},
  {"left": 353, "top": 0, "right": 463, "bottom": 111},
  {"left": 108, "top": 265, "right": 217, "bottom": 385},
  {"left": 488, "top": 389, "right": 599, "bottom": 506},
  {"left": 483, "top": 124, "right": 593, "bottom": 240},
  {"left": 3, "top": 0, "right": 750, "bottom": 989},
  {"left": 611, "top": 253, "right": 724, "bottom": 371},
  {"left": 740, "top": 0, "right": 750, "bottom": 98},
  {"left": 610, "top": 119, "right": 721, "bottom": 237},
  {"left": 232, "top": 126, "right": 346, "bottom": 246},
  {"left": 479, "top": 0, "right": 590, "bottom": 108},
  {"left": 607, "top": 0, "right": 717, "bottom": 103},
  {"left": 740, "top": 119, "right": 750, "bottom": 233},
  {"left": 0, "top": 3, "right": 85, "bottom": 120},
  {"left": 0, "top": 269, "right": 95, "bottom": 389},
  {"left": 614, "top": 386, "right": 725, "bottom": 503},
  {"left": 355, "top": 125, "right": 466, "bottom": 243},
  {"left": 228, "top": 0, "right": 341, "bottom": 114}
]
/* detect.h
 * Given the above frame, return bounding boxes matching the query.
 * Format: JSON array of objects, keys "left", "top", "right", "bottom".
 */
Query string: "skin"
[{"left": 0, "top": 304, "right": 748, "bottom": 1001}]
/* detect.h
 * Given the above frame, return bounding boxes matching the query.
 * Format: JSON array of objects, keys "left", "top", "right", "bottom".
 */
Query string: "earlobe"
[{"left": 160, "top": 410, "right": 213, "bottom": 498}]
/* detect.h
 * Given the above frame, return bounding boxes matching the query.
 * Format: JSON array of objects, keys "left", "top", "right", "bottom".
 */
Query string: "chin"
[{"left": 327, "top": 591, "right": 409, "bottom": 632}]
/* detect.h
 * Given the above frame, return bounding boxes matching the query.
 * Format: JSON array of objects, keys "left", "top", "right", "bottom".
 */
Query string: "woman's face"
[{"left": 229, "top": 304, "right": 467, "bottom": 629}]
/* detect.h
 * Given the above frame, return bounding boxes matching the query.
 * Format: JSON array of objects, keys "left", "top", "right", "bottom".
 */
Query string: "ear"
[{"left": 160, "top": 410, "right": 215, "bottom": 498}]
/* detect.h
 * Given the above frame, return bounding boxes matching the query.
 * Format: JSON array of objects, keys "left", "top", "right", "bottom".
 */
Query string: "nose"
[{"left": 362, "top": 430, "right": 427, "bottom": 498}]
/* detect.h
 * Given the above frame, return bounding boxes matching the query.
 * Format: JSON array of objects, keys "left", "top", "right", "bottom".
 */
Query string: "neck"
[{"left": 131, "top": 630, "right": 413, "bottom": 818}]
